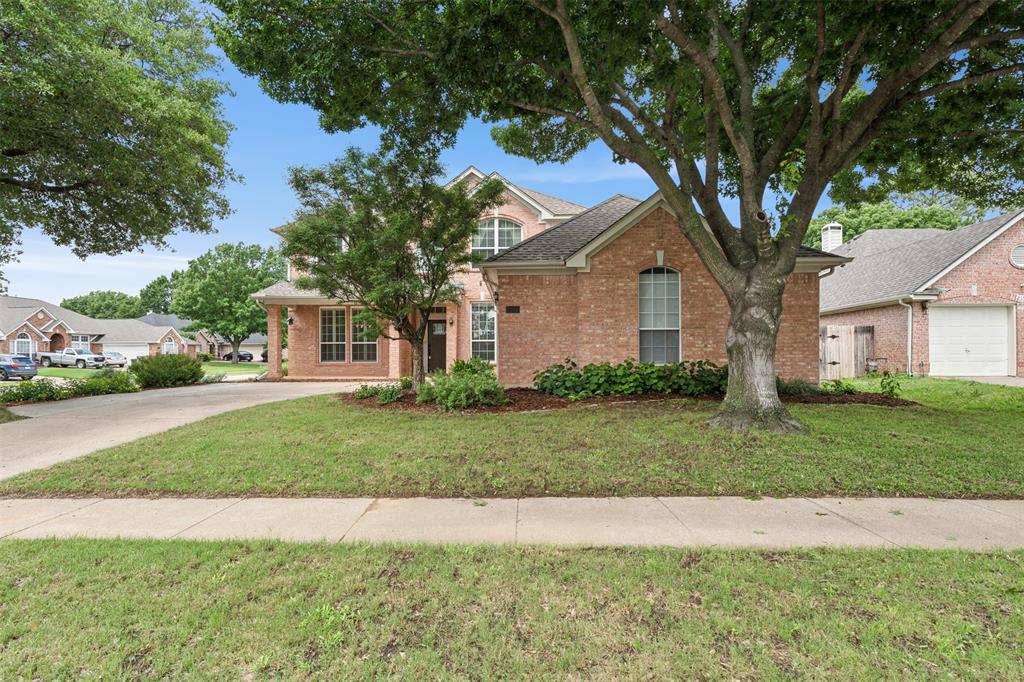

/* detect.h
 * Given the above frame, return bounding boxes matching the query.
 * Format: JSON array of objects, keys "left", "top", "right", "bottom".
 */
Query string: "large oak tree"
[
  {"left": 215, "top": 0, "right": 1024, "bottom": 431},
  {"left": 1, "top": 0, "right": 234, "bottom": 289}
]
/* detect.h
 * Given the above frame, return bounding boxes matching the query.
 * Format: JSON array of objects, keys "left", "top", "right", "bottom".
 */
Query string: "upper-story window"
[{"left": 472, "top": 218, "right": 522, "bottom": 258}]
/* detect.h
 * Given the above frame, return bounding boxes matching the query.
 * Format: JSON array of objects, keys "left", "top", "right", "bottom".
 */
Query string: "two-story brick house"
[{"left": 254, "top": 167, "right": 846, "bottom": 384}]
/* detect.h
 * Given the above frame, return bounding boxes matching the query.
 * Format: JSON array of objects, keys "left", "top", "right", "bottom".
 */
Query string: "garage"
[
  {"left": 928, "top": 306, "right": 1013, "bottom": 376},
  {"left": 99, "top": 344, "right": 151, "bottom": 362}
]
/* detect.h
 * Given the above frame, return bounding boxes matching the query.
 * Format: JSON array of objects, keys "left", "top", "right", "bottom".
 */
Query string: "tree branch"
[
  {"left": 0, "top": 177, "right": 93, "bottom": 193},
  {"left": 907, "top": 62, "right": 1024, "bottom": 101}
]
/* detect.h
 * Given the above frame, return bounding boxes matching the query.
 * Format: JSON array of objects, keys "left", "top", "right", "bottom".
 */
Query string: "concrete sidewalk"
[{"left": 2, "top": 496, "right": 1021, "bottom": 550}]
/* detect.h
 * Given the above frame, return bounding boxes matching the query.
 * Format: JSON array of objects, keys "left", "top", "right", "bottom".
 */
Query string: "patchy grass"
[
  {"left": 202, "top": 361, "right": 266, "bottom": 375},
  {"left": 1, "top": 377, "right": 1021, "bottom": 499},
  {"left": 0, "top": 407, "right": 24, "bottom": 424},
  {"left": 0, "top": 540, "right": 1021, "bottom": 679}
]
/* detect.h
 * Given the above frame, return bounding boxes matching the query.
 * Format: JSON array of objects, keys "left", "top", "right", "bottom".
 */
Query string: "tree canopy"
[
  {"left": 170, "top": 243, "right": 285, "bottom": 360},
  {"left": 805, "top": 193, "right": 982, "bottom": 248},
  {"left": 284, "top": 149, "right": 505, "bottom": 384},
  {"left": 139, "top": 274, "right": 180, "bottom": 315},
  {"left": 60, "top": 290, "right": 145, "bottom": 319},
  {"left": 215, "top": 0, "right": 1024, "bottom": 431},
  {"left": 0, "top": 0, "right": 235, "bottom": 287}
]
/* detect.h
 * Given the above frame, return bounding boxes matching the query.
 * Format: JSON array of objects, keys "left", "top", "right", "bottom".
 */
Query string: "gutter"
[{"left": 897, "top": 298, "right": 914, "bottom": 375}]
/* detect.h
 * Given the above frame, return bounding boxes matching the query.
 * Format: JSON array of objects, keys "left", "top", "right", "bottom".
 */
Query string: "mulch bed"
[{"left": 340, "top": 387, "right": 917, "bottom": 413}]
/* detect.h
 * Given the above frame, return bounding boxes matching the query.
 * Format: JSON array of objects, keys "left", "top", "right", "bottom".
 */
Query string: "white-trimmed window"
[
  {"left": 14, "top": 332, "right": 33, "bottom": 356},
  {"left": 471, "top": 302, "right": 496, "bottom": 361},
  {"left": 320, "top": 308, "right": 346, "bottom": 362},
  {"left": 639, "top": 267, "right": 680, "bottom": 364},
  {"left": 71, "top": 334, "right": 90, "bottom": 350},
  {"left": 350, "top": 309, "right": 378, "bottom": 363},
  {"left": 1011, "top": 244, "right": 1024, "bottom": 269},
  {"left": 162, "top": 336, "right": 178, "bottom": 355},
  {"left": 472, "top": 218, "right": 522, "bottom": 258}
]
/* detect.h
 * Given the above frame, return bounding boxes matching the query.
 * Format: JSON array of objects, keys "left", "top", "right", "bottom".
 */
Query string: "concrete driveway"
[{"left": 0, "top": 382, "right": 354, "bottom": 480}]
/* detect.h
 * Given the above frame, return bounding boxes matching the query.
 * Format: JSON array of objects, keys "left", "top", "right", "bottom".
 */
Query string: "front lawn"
[
  {"left": 202, "top": 360, "right": 271, "bottom": 375},
  {"left": 2, "top": 377, "right": 1022, "bottom": 499},
  {"left": 1, "top": 540, "right": 1020, "bottom": 678},
  {"left": 35, "top": 366, "right": 109, "bottom": 379}
]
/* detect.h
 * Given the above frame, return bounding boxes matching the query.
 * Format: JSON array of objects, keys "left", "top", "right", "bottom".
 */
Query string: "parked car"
[
  {"left": 0, "top": 354, "right": 37, "bottom": 381},
  {"left": 103, "top": 351, "right": 127, "bottom": 367},
  {"left": 36, "top": 348, "right": 107, "bottom": 368},
  {"left": 222, "top": 350, "right": 254, "bottom": 362}
]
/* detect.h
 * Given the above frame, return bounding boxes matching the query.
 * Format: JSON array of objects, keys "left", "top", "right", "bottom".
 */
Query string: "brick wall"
[
  {"left": 822, "top": 217, "right": 1024, "bottom": 375},
  {"left": 495, "top": 207, "right": 822, "bottom": 385},
  {"left": 286, "top": 304, "right": 393, "bottom": 379}
]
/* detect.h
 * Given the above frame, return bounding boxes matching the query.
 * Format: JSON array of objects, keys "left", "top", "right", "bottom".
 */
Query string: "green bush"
[
  {"left": 449, "top": 357, "right": 493, "bottom": 376},
  {"left": 416, "top": 365, "right": 505, "bottom": 411},
  {"left": 0, "top": 374, "right": 140, "bottom": 405},
  {"left": 399, "top": 376, "right": 413, "bottom": 390},
  {"left": 128, "top": 354, "right": 204, "bottom": 389},
  {"left": 354, "top": 384, "right": 380, "bottom": 399},
  {"left": 533, "top": 358, "right": 728, "bottom": 400},
  {"left": 776, "top": 377, "right": 822, "bottom": 396},
  {"left": 375, "top": 384, "right": 402, "bottom": 405},
  {"left": 822, "top": 378, "right": 857, "bottom": 395},
  {"left": 196, "top": 351, "right": 213, "bottom": 362},
  {"left": 879, "top": 371, "right": 903, "bottom": 398}
]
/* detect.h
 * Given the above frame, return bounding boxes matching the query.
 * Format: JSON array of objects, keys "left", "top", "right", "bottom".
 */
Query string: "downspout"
[{"left": 897, "top": 298, "right": 913, "bottom": 375}]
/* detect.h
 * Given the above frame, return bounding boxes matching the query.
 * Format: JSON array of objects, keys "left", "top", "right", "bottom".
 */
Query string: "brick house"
[
  {"left": 254, "top": 168, "right": 845, "bottom": 384},
  {"left": 0, "top": 296, "right": 196, "bottom": 361},
  {"left": 819, "top": 210, "right": 1024, "bottom": 377}
]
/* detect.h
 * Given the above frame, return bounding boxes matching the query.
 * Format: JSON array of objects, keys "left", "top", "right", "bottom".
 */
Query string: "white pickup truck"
[{"left": 36, "top": 348, "right": 108, "bottom": 369}]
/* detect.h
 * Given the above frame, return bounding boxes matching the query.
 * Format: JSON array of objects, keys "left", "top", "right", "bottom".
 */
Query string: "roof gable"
[{"left": 447, "top": 166, "right": 587, "bottom": 218}]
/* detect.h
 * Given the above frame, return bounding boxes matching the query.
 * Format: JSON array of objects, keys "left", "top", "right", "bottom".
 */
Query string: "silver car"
[{"left": 104, "top": 351, "right": 127, "bottom": 367}]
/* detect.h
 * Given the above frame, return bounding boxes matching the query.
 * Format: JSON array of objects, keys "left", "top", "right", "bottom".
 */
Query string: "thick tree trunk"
[
  {"left": 231, "top": 340, "right": 241, "bottom": 364},
  {"left": 410, "top": 338, "right": 425, "bottom": 387},
  {"left": 708, "top": 278, "right": 806, "bottom": 434}
]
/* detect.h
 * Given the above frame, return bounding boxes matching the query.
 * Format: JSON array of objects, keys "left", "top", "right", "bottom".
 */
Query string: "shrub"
[
  {"left": 375, "top": 384, "right": 402, "bottom": 405},
  {"left": 354, "top": 384, "right": 380, "bottom": 399},
  {"left": 449, "top": 357, "right": 493, "bottom": 376},
  {"left": 199, "top": 372, "right": 226, "bottom": 384},
  {"left": 128, "top": 354, "right": 204, "bottom": 389},
  {"left": 417, "top": 365, "right": 505, "bottom": 411},
  {"left": 879, "top": 371, "right": 903, "bottom": 398},
  {"left": 533, "top": 358, "right": 727, "bottom": 400},
  {"left": 776, "top": 377, "right": 822, "bottom": 396},
  {"left": 196, "top": 351, "right": 213, "bottom": 362},
  {"left": 822, "top": 378, "right": 857, "bottom": 395},
  {"left": 399, "top": 376, "right": 414, "bottom": 390},
  {"left": 0, "top": 374, "right": 140, "bottom": 405}
]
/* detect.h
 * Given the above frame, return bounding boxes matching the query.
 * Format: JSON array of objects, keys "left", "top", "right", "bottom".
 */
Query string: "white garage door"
[
  {"left": 929, "top": 306, "right": 1010, "bottom": 376},
  {"left": 101, "top": 344, "right": 150, "bottom": 362}
]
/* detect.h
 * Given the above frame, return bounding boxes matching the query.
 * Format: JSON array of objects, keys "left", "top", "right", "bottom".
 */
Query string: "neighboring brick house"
[
  {"left": 254, "top": 169, "right": 845, "bottom": 384},
  {"left": 820, "top": 210, "right": 1024, "bottom": 377},
  {"left": 0, "top": 296, "right": 196, "bottom": 361},
  {"left": 138, "top": 313, "right": 269, "bottom": 360}
]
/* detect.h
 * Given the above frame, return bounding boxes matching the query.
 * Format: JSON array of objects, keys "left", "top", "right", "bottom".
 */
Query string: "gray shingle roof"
[
  {"left": 137, "top": 313, "right": 266, "bottom": 345},
  {"left": 487, "top": 195, "right": 847, "bottom": 265},
  {"left": 251, "top": 280, "right": 326, "bottom": 300},
  {"left": 487, "top": 195, "right": 642, "bottom": 263},
  {"left": 821, "top": 210, "right": 1024, "bottom": 312},
  {"left": 514, "top": 185, "right": 588, "bottom": 216},
  {"left": 0, "top": 296, "right": 107, "bottom": 335}
]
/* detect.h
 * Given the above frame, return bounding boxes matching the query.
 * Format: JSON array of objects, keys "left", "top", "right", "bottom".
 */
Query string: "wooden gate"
[{"left": 819, "top": 325, "right": 875, "bottom": 380}]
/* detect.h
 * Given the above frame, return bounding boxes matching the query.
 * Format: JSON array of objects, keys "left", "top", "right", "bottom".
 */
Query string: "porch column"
[{"left": 266, "top": 304, "right": 283, "bottom": 380}]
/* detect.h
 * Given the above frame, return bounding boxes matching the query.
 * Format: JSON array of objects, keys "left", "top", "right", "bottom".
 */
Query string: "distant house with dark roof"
[
  {"left": 0, "top": 296, "right": 195, "bottom": 361},
  {"left": 820, "top": 210, "right": 1024, "bottom": 377},
  {"left": 137, "top": 313, "right": 268, "bottom": 360},
  {"left": 252, "top": 168, "right": 846, "bottom": 384}
]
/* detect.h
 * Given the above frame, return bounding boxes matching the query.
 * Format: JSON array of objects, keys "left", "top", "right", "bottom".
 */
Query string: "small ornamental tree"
[
  {"left": 170, "top": 243, "right": 285, "bottom": 362},
  {"left": 61, "top": 290, "right": 145, "bottom": 319},
  {"left": 216, "top": 0, "right": 1024, "bottom": 432},
  {"left": 283, "top": 149, "right": 504, "bottom": 387}
]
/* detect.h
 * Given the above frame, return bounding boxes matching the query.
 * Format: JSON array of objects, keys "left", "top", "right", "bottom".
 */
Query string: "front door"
[{"left": 427, "top": 320, "right": 447, "bottom": 373}]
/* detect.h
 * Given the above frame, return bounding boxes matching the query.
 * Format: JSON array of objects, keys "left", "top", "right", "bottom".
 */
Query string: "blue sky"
[{"left": 8, "top": 54, "right": 819, "bottom": 304}]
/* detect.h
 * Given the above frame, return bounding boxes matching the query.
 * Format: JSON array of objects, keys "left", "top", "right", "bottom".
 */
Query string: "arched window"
[
  {"left": 638, "top": 267, "right": 680, "bottom": 364},
  {"left": 14, "top": 332, "right": 33, "bottom": 356},
  {"left": 162, "top": 336, "right": 178, "bottom": 355},
  {"left": 472, "top": 218, "right": 522, "bottom": 258}
]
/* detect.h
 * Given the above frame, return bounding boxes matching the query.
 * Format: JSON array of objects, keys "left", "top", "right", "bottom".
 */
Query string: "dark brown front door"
[{"left": 427, "top": 320, "right": 447, "bottom": 373}]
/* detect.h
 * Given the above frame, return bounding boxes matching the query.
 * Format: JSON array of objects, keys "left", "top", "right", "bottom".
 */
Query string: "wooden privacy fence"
[{"left": 819, "top": 325, "right": 875, "bottom": 380}]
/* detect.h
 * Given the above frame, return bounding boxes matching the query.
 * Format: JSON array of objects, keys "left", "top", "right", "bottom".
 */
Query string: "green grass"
[
  {"left": 1, "top": 540, "right": 1021, "bottom": 679},
  {"left": 2, "top": 377, "right": 1022, "bottom": 499},
  {"left": 202, "top": 360, "right": 268, "bottom": 375},
  {"left": 35, "top": 366, "right": 106, "bottom": 379},
  {"left": 0, "top": 407, "right": 23, "bottom": 424}
]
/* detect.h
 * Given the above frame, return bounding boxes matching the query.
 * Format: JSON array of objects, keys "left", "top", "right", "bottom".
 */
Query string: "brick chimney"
[{"left": 821, "top": 221, "right": 843, "bottom": 252}]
